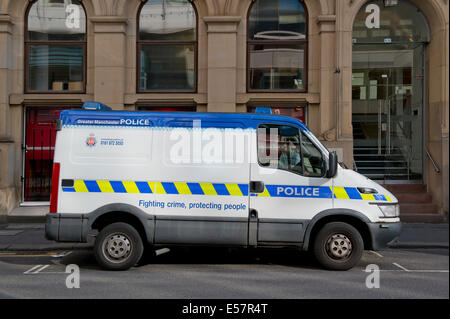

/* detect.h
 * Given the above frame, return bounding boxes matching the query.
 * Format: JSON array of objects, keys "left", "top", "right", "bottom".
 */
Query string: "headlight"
[
  {"left": 377, "top": 204, "right": 400, "bottom": 218},
  {"left": 357, "top": 187, "right": 378, "bottom": 194}
]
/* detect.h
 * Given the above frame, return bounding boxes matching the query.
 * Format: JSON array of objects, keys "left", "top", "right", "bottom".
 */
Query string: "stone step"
[
  {"left": 8, "top": 205, "right": 49, "bottom": 217},
  {"left": 396, "top": 193, "right": 433, "bottom": 204},
  {"left": 400, "top": 203, "right": 439, "bottom": 214},
  {"left": 356, "top": 161, "right": 408, "bottom": 167},
  {"left": 400, "top": 214, "right": 446, "bottom": 223},
  {"left": 384, "top": 184, "right": 427, "bottom": 194}
]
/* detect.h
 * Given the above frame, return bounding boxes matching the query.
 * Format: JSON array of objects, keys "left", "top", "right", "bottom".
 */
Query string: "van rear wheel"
[
  {"left": 94, "top": 222, "right": 144, "bottom": 271},
  {"left": 313, "top": 222, "right": 363, "bottom": 271}
]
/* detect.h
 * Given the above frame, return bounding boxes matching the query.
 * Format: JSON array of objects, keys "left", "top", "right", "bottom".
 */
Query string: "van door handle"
[{"left": 250, "top": 181, "right": 265, "bottom": 193}]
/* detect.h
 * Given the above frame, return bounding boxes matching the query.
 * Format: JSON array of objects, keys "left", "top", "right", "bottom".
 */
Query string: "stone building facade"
[{"left": 0, "top": 0, "right": 448, "bottom": 219}]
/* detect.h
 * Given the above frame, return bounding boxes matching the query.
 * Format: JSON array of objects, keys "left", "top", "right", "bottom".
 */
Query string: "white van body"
[{"left": 46, "top": 109, "right": 401, "bottom": 270}]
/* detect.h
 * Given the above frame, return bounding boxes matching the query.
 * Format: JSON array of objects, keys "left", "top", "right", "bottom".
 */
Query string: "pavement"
[
  {"left": 388, "top": 223, "right": 449, "bottom": 249},
  {"left": 0, "top": 219, "right": 447, "bottom": 251},
  {"left": 0, "top": 222, "right": 94, "bottom": 251}
]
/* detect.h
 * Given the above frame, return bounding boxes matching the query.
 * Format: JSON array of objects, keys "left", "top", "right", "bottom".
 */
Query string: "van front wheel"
[
  {"left": 313, "top": 222, "right": 363, "bottom": 271},
  {"left": 94, "top": 222, "right": 144, "bottom": 270}
]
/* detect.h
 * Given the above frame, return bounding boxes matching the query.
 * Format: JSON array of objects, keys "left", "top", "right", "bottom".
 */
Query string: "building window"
[
  {"left": 137, "top": 0, "right": 197, "bottom": 92},
  {"left": 247, "top": 0, "right": 308, "bottom": 92},
  {"left": 25, "top": 0, "right": 86, "bottom": 93}
]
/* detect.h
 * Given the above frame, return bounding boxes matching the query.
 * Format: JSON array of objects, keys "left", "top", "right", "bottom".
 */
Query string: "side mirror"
[{"left": 326, "top": 151, "right": 338, "bottom": 178}]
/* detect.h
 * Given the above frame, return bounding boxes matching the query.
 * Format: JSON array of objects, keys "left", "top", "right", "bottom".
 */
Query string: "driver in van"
[{"left": 279, "top": 137, "right": 301, "bottom": 171}]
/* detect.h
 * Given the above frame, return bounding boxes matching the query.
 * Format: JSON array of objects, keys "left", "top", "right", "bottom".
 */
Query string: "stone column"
[
  {"left": 317, "top": 15, "right": 337, "bottom": 141},
  {"left": 316, "top": 14, "right": 352, "bottom": 166},
  {"left": 329, "top": 0, "right": 356, "bottom": 168},
  {"left": 0, "top": 15, "right": 12, "bottom": 138},
  {"left": 0, "top": 15, "right": 16, "bottom": 214},
  {"left": 203, "top": 16, "right": 240, "bottom": 112},
  {"left": 91, "top": 16, "right": 127, "bottom": 110},
  {"left": 426, "top": 25, "right": 449, "bottom": 216}
]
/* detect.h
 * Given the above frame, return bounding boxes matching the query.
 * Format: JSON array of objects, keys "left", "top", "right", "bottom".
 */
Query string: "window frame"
[
  {"left": 246, "top": 0, "right": 308, "bottom": 93},
  {"left": 136, "top": 0, "right": 198, "bottom": 93},
  {"left": 256, "top": 123, "right": 326, "bottom": 178},
  {"left": 24, "top": 0, "right": 87, "bottom": 94}
]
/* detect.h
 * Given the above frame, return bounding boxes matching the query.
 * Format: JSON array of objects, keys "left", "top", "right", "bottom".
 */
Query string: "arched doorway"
[{"left": 352, "top": 0, "right": 430, "bottom": 183}]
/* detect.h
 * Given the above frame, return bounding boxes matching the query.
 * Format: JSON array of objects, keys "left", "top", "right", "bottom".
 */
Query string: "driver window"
[
  {"left": 300, "top": 131, "right": 324, "bottom": 177},
  {"left": 258, "top": 124, "right": 303, "bottom": 175},
  {"left": 258, "top": 124, "right": 325, "bottom": 177}
]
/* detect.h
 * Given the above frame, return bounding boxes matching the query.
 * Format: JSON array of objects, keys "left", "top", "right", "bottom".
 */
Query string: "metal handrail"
[{"left": 426, "top": 147, "right": 441, "bottom": 173}]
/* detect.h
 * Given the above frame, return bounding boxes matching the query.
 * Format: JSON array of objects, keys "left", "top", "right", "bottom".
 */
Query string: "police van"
[{"left": 45, "top": 102, "right": 401, "bottom": 270}]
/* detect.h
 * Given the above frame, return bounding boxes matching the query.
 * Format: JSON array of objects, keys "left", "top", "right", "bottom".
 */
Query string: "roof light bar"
[{"left": 82, "top": 101, "right": 112, "bottom": 111}]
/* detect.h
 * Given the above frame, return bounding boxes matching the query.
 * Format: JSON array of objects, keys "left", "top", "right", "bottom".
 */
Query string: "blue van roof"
[{"left": 59, "top": 110, "right": 310, "bottom": 132}]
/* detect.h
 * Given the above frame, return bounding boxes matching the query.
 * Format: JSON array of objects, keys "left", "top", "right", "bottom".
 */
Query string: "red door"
[{"left": 23, "top": 107, "right": 72, "bottom": 202}]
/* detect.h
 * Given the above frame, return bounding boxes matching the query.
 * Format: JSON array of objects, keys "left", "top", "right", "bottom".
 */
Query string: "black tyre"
[
  {"left": 137, "top": 243, "right": 156, "bottom": 266},
  {"left": 313, "top": 222, "right": 364, "bottom": 271},
  {"left": 94, "top": 222, "right": 144, "bottom": 271}
]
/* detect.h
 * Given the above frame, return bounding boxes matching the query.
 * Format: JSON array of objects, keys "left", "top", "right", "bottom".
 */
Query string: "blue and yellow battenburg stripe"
[
  {"left": 62, "top": 180, "right": 249, "bottom": 196},
  {"left": 62, "top": 180, "right": 391, "bottom": 201},
  {"left": 257, "top": 185, "right": 392, "bottom": 202}
]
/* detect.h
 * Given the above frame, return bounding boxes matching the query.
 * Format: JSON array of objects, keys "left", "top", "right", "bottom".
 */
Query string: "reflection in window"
[
  {"left": 26, "top": 0, "right": 86, "bottom": 92},
  {"left": 138, "top": 0, "right": 197, "bottom": 91},
  {"left": 352, "top": 0, "right": 430, "bottom": 44},
  {"left": 300, "top": 131, "right": 324, "bottom": 177},
  {"left": 352, "top": 48, "right": 415, "bottom": 101},
  {"left": 28, "top": 46, "right": 83, "bottom": 91},
  {"left": 249, "top": 44, "right": 304, "bottom": 90},
  {"left": 248, "top": 0, "right": 307, "bottom": 91},
  {"left": 140, "top": 45, "right": 194, "bottom": 90}
]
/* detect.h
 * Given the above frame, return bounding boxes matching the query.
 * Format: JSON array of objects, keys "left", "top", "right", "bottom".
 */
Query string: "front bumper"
[
  {"left": 45, "top": 213, "right": 89, "bottom": 242},
  {"left": 366, "top": 221, "right": 402, "bottom": 250}
]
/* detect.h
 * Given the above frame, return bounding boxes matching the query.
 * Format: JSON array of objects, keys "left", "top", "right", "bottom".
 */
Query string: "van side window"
[
  {"left": 258, "top": 124, "right": 303, "bottom": 175},
  {"left": 300, "top": 131, "right": 324, "bottom": 177}
]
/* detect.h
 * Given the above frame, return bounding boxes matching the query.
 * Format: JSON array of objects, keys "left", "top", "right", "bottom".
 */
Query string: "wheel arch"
[
  {"left": 88, "top": 203, "right": 155, "bottom": 245},
  {"left": 302, "top": 209, "right": 373, "bottom": 251}
]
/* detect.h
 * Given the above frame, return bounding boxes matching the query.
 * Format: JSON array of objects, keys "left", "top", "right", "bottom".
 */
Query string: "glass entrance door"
[{"left": 352, "top": 44, "right": 425, "bottom": 182}]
